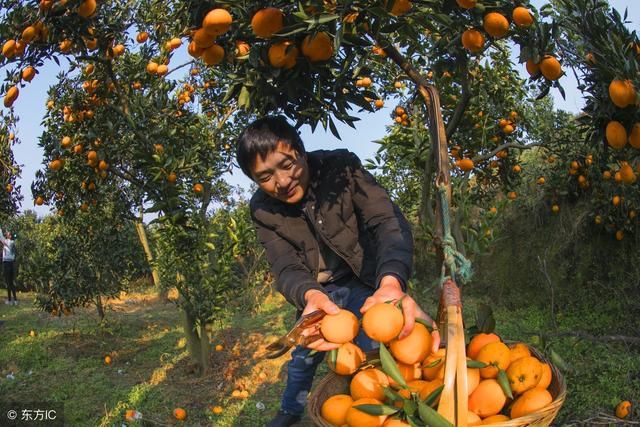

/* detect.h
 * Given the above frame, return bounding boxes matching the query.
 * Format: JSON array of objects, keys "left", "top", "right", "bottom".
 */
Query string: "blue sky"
[{"left": 6, "top": 0, "right": 639, "bottom": 217}]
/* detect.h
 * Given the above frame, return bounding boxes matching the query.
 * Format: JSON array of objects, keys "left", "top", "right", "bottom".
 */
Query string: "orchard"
[{"left": 0, "top": 0, "right": 638, "bottom": 426}]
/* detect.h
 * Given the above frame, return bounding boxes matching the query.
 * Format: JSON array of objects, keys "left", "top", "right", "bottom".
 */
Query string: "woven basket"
[{"left": 308, "top": 343, "right": 566, "bottom": 426}]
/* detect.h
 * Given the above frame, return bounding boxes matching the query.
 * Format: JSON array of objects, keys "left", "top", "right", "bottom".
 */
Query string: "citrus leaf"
[
  {"left": 497, "top": 369, "right": 514, "bottom": 399},
  {"left": 423, "top": 384, "right": 444, "bottom": 407},
  {"left": 379, "top": 344, "right": 408, "bottom": 388},
  {"left": 417, "top": 401, "right": 453, "bottom": 427},
  {"left": 467, "top": 359, "right": 488, "bottom": 369},
  {"left": 352, "top": 403, "right": 399, "bottom": 416}
]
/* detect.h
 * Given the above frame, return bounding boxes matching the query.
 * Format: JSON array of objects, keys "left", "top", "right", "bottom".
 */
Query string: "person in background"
[
  {"left": 236, "top": 116, "right": 440, "bottom": 427},
  {"left": 0, "top": 228, "right": 17, "bottom": 305}
]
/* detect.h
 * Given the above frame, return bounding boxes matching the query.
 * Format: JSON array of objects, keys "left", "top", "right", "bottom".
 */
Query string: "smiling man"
[{"left": 237, "top": 116, "right": 438, "bottom": 426}]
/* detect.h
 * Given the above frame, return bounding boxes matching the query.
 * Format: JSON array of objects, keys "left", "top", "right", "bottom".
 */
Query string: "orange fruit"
[
  {"left": 615, "top": 230, "right": 624, "bottom": 241},
  {"left": 388, "top": 361, "right": 422, "bottom": 388},
  {"left": 362, "top": 303, "right": 403, "bottom": 343},
  {"left": 188, "top": 41, "right": 204, "bottom": 58},
  {"left": 193, "top": 183, "right": 204, "bottom": 194},
  {"left": 620, "top": 163, "right": 636, "bottom": 184},
  {"left": 173, "top": 407, "right": 187, "bottom": 420},
  {"left": 606, "top": 121, "right": 628, "bottom": 150},
  {"left": 268, "top": 41, "right": 298, "bottom": 69},
  {"left": 467, "top": 410, "right": 483, "bottom": 426},
  {"left": 422, "top": 347, "right": 445, "bottom": 380},
  {"left": 21, "top": 25, "right": 38, "bottom": 43},
  {"left": 468, "top": 379, "right": 507, "bottom": 417},
  {"left": 551, "top": 204, "right": 560, "bottom": 214},
  {"left": 482, "top": 414, "right": 510, "bottom": 424},
  {"left": 146, "top": 61, "right": 159, "bottom": 74},
  {"left": 418, "top": 378, "right": 444, "bottom": 403},
  {"left": 98, "top": 160, "right": 109, "bottom": 171},
  {"left": 136, "top": 31, "right": 148, "bottom": 43},
  {"left": 301, "top": 32, "right": 334, "bottom": 62},
  {"left": 389, "top": 323, "right": 432, "bottom": 365},
  {"left": 395, "top": 379, "right": 429, "bottom": 405},
  {"left": 456, "top": 0, "right": 476, "bottom": 8},
  {"left": 539, "top": 55, "right": 562, "bottom": 80},
  {"left": 202, "top": 8, "right": 233, "bottom": 36},
  {"left": 211, "top": 405, "right": 223, "bottom": 414},
  {"left": 77, "top": 0, "right": 97, "bottom": 18},
  {"left": 483, "top": 12, "right": 510, "bottom": 38},
  {"left": 510, "top": 387, "right": 552, "bottom": 419},
  {"left": 235, "top": 40, "right": 250, "bottom": 57},
  {"left": 202, "top": 44, "right": 225, "bottom": 66},
  {"left": 320, "top": 309, "right": 359, "bottom": 344},
  {"left": 629, "top": 123, "right": 640, "bottom": 148},
  {"left": 461, "top": 29, "right": 485, "bottom": 53},
  {"left": 467, "top": 333, "right": 501, "bottom": 360},
  {"left": 525, "top": 59, "right": 540, "bottom": 77},
  {"left": 537, "top": 362, "right": 552, "bottom": 389},
  {"left": 104, "top": 355, "right": 112, "bottom": 364},
  {"left": 374, "top": 99, "right": 384, "bottom": 108},
  {"left": 2, "top": 39, "right": 17, "bottom": 58},
  {"left": 609, "top": 79, "right": 636, "bottom": 108},
  {"left": 329, "top": 342, "right": 366, "bottom": 375},
  {"left": 615, "top": 400, "right": 631, "bottom": 419},
  {"left": 477, "top": 341, "right": 511, "bottom": 378},
  {"left": 389, "top": 0, "right": 412, "bottom": 16},
  {"left": 345, "top": 397, "right": 387, "bottom": 426},
  {"left": 49, "top": 159, "right": 63, "bottom": 171},
  {"left": 506, "top": 356, "right": 543, "bottom": 394},
  {"left": 35, "top": 196, "right": 44, "bottom": 206},
  {"left": 467, "top": 362, "right": 481, "bottom": 396},
  {"left": 4, "top": 86, "right": 19, "bottom": 108},
  {"left": 251, "top": 8, "right": 284, "bottom": 38},
  {"left": 73, "top": 144, "right": 83, "bottom": 154},
  {"left": 350, "top": 368, "right": 389, "bottom": 401},
  {"left": 457, "top": 158, "right": 474, "bottom": 171},
  {"left": 509, "top": 342, "right": 531, "bottom": 363},
  {"left": 193, "top": 27, "right": 216, "bottom": 49},
  {"left": 167, "top": 172, "right": 177, "bottom": 184},
  {"left": 512, "top": 7, "right": 533, "bottom": 27},
  {"left": 322, "top": 394, "right": 353, "bottom": 426}
]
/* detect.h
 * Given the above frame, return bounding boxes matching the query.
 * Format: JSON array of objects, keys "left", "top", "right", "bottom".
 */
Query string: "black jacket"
[{"left": 250, "top": 149, "right": 413, "bottom": 310}]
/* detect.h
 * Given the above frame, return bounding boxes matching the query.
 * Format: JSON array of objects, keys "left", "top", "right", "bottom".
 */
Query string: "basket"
[{"left": 308, "top": 343, "right": 566, "bottom": 427}]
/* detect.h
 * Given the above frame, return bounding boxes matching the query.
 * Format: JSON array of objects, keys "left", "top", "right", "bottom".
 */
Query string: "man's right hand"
[{"left": 300, "top": 289, "right": 341, "bottom": 352}]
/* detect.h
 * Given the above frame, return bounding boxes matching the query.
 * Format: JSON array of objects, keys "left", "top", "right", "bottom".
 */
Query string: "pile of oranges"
[{"left": 318, "top": 304, "right": 557, "bottom": 426}]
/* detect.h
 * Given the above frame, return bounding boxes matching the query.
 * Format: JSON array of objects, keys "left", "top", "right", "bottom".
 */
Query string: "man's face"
[{"left": 250, "top": 141, "right": 309, "bottom": 204}]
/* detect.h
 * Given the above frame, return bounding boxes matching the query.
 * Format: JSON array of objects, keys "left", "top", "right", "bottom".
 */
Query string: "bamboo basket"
[{"left": 308, "top": 342, "right": 566, "bottom": 426}]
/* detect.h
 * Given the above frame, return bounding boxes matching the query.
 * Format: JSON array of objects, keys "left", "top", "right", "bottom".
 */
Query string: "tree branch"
[
  {"left": 473, "top": 141, "right": 544, "bottom": 163},
  {"left": 445, "top": 69, "right": 472, "bottom": 141}
]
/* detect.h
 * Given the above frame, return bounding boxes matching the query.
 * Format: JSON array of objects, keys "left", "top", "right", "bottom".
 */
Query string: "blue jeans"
[{"left": 280, "top": 276, "right": 379, "bottom": 415}]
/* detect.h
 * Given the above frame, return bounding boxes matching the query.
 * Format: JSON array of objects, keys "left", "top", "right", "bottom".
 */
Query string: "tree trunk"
[
  {"left": 134, "top": 215, "right": 161, "bottom": 288},
  {"left": 181, "top": 307, "right": 211, "bottom": 375},
  {"left": 95, "top": 296, "right": 105, "bottom": 321}
]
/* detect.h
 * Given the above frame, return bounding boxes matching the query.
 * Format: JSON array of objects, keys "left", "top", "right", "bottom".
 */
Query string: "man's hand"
[
  {"left": 360, "top": 275, "right": 440, "bottom": 353},
  {"left": 299, "top": 289, "right": 341, "bottom": 352}
]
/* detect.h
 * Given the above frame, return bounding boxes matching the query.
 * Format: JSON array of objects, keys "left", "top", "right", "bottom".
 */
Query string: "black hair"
[{"left": 236, "top": 116, "right": 306, "bottom": 178}]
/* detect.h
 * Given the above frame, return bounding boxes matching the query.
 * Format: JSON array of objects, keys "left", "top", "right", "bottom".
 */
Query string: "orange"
[
  {"left": 268, "top": 41, "right": 298, "bottom": 69},
  {"left": 483, "top": 12, "right": 510, "bottom": 38},
  {"left": 136, "top": 31, "right": 148, "bottom": 43},
  {"left": 468, "top": 379, "right": 507, "bottom": 417},
  {"left": 320, "top": 309, "right": 359, "bottom": 344},
  {"left": 615, "top": 400, "right": 631, "bottom": 419},
  {"left": 606, "top": 121, "right": 627, "bottom": 150},
  {"left": 146, "top": 61, "right": 159, "bottom": 74},
  {"left": 462, "top": 29, "right": 485, "bottom": 53},
  {"left": 35, "top": 196, "right": 44, "bottom": 206},
  {"left": 188, "top": 41, "right": 204, "bottom": 58},
  {"left": 539, "top": 55, "right": 562, "bottom": 80},
  {"left": 512, "top": 7, "right": 533, "bottom": 27},
  {"left": 526, "top": 59, "right": 540, "bottom": 77},
  {"left": 346, "top": 397, "right": 387, "bottom": 426},
  {"left": 457, "top": 158, "right": 474, "bottom": 171},
  {"left": 551, "top": 204, "right": 560, "bottom": 214},
  {"left": 301, "top": 32, "right": 334, "bottom": 62},
  {"left": 104, "top": 355, "right": 112, "bottom": 364},
  {"left": 395, "top": 379, "right": 429, "bottom": 405},
  {"left": 620, "top": 162, "right": 636, "bottom": 184},
  {"left": 467, "top": 410, "right": 482, "bottom": 426},
  {"left": 509, "top": 342, "right": 531, "bottom": 363},
  {"left": 456, "top": 0, "right": 476, "bottom": 8},
  {"left": 510, "top": 387, "right": 552, "bottom": 419},
  {"left": 467, "top": 362, "right": 481, "bottom": 396},
  {"left": 193, "top": 183, "right": 204, "bottom": 194},
  {"left": 203, "top": 8, "right": 233, "bottom": 36},
  {"left": 537, "top": 362, "right": 552, "bottom": 389},
  {"left": 389, "top": 323, "right": 432, "bottom": 364},
  {"left": 167, "top": 172, "right": 177, "bottom": 184},
  {"left": 418, "top": 378, "right": 444, "bottom": 403},
  {"left": 329, "top": 342, "right": 366, "bottom": 375},
  {"left": 389, "top": 0, "right": 412, "bottom": 16},
  {"left": 211, "top": 405, "right": 223, "bottom": 414},
  {"left": 506, "top": 356, "right": 542, "bottom": 394},
  {"left": 609, "top": 79, "right": 636, "bottom": 108},
  {"left": 321, "top": 394, "right": 353, "bottom": 426},
  {"left": 482, "top": 414, "right": 510, "bottom": 424},
  {"left": 235, "top": 40, "right": 250, "bottom": 57},
  {"left": 73, "top": 144, "right": 83, "bottom": 154},
  {"left": 2, "top": 39, "right": 17, "bottom": 58},
  {"left": 22, "top": 66, "right": 36, "bottom": 82},
  {"left": 202, "top": 44, "right": 225, "bottom": 66},
  {"left": 22, "top": 25, "right": 38, "bottom": 43},
  {"left": 615, "top": 230, "right": 624, "bottom": 241},
  {"left": 77, "top": 0, "right": 97, "bottom": 18},
  {"left": 422, "top": 347, "right": 445, "bottom": 380},
  {"left": 193, "top": 27, "right": 216, "bottom": 49},
  {"left": 387, "top": 361, "right": 421, "bottom": 387},
  {"left": 173, "top": 407, "right": 187, "bottom": 420},
  {"left": 362, "top": 303, "right": 403, "bottom": 343},
  {"left": 49, "top": 159, "right": 63, "bottom": 171},
  {"left": 629, "top": 123, "right": 640, "bottom": 148},
  {"left": 476, "top": 341, "right": 511, "bottom": 378},
  {"left": 156, "top": 64, "right": 168, "bottom": 75},
  {"left": 467, "top": 333, "right": 501, "bottom": 360},
  {"left": 374, "top": 99, "right": 384, "bottom": 109},
  {"left": 350, "top": 368, "right": 389, "bottom": 401},
  {"left": 3, "top": 86, "right": 19, "bottom": 108},
  {"left": 251, "top": 8, "right": 284, "bottom": 38}
]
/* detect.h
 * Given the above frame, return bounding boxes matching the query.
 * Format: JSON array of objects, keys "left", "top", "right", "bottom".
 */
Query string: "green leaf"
[
  {"left": 466, "top": 359, "right": 488, "bottom": 369},
  {"left": 417, "top": 401, "right": 453, "bottom": 427},
  {"left": 327, "top": 348, "right": 337, "bottom": 370},
  {"left": 497, "top": 369, "right": 513, "bottom": 399},
  {"left": 379, "top": 344, "right": 408, "bottom": 388},
  {"left": 352, "top": 403, "right": 399, "bottom": 416},
  {"left": 423, "top": 384, "right": 444, "bottom": 407}
]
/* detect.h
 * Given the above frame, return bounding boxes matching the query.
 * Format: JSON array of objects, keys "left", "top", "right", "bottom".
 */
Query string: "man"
[
  {"left": 237, "top": 116, "right": 439, "bottom": 427},
  {"left": 0, "top": 228, "right": 17, "bottom": 305}
]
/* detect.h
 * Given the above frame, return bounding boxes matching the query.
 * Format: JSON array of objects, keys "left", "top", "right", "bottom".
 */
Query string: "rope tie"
[{"left": 437, "top": 183, "right": 473, "bottom": 287}]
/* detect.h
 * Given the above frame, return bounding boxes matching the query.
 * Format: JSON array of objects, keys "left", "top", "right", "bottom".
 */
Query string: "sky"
[{"left": 5, "top": 0, "right": 639, "bottom": 217}]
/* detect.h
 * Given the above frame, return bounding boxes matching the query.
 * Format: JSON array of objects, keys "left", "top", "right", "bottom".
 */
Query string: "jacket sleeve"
[
  {"left": 251, "top": 208, "right": 325, "bottom": 311},
  {"left": 348, "top": 154, "right": 414, "bottom": 289}
]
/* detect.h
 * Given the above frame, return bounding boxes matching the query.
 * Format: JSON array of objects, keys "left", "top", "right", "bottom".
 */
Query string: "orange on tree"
[
  {"left": 136, "top": 31, "right": 148, "bottom": 43},
  {"left": 512, "top": 6, "right": 534, "bottom": 27},
  {"left": 268, "top": 41, "right": 298, "bottom": 69},
  {"left": 506, "top": 356, "right": 543, "bottom": 394},
  {"left": 526, "top": 59, "right": 540, "bottom": 77},
  {"left": 193, "top": 183, "right": 204, "bottom": 194},
  {"left": 539, "top": 55, "right": 562, "bottom": 80},
  {"left": 362, "top": 302, "right": 403, "bottom": 343},
  {"left": 173, "top": 407, "right": 187, "bottom": 420},
  {"left": 22, "top": 66, "right": 36, "bottom": 82},
  {"left": 536, "top": 177, "right": 546, "bottom": 185},
  {"left": 320, "top": 309, "right": 359, "bottom": 344},
  {"left": 350, "top": 368, "right": 389, "bottom": 400},
  {"left": 606, "top": 120, "right": 627, "bottom": 149},
  {"left": 321, "top": 394, "right": 353, "bottom": 426},
  {"left": 483, "top": 12, "right": 510, "bottom": 38},
  {"left": 389, "top": 0, "right": 412, "bottom": 16},
  {"left": 467, "top": 332, "right": 501, "bottom": 359},
  {"left": 202, "top": 44, "right": 225, "bottom": 66},
  {"left": 468, "top": 379, "right": 507, "bottom": 418},
  {"left": 620, "top": 163, "right": 636, "bottom": 184},
  {"left": 456, "top": 0, "right": 476, "bottom": 9},
  {"left": 629, "top": 123, "right": 640, "bottom": 148},
  {"left": 193, "top": 27, "right": 216, "bottom": 49},
  {"left": 461, "top": 29, "right": 485, "bottom": 53},
  {"left": 374, "top": 99, "right": 384, "bottom": 109},
  {"left": 456, "top": 158, "right": 474, "bottom": 171},
  {"left": 4, "top": 86, "right": 19, "bottom": 108},
  {"left": 167, "top": 172, "right": 177, "bottom": 184},
  {"left": 146, "top": 61, "right": 159, "bottom": 74},
  {"left": 49, "top": 159, "right": 63, "bottom": 171},
  {"left": 77, "top": 0, "right": 97, "bottom": 18},
  {"left": 615, "top": 230, "right": 624, "bottom": 241},
  {"left": 202, "top": 8, "right": 233, "bottom": 36},
  {"left": 329, "top": 342, "right": 366, "bottom": 375},
  {"left": 615, "top": 400, "right": 631, "bottom": 419},
  {"left": 21, "top": 25, "right": 38, "bottom": 43},
  {"left": 301, "top": 32, "right": 334, "bottom": 62},
  {"left": 35, "top": 196, "right": 44, "bottom": 206},
  {"left": 345, "top": 397, "right": 387, "bottom": 427},
  {"left": 510, "top": 387, "right": 552, "bottom": 419},
  {"left": 251, "top": 8, "right": 284, "bottom": 38},
  {"left": 389, "top": 322, "right": 432, "bottom": 364},
  {"left": 476, "top": 341, "right": 511, "bottom": 378},
  {"left": 235, "top": 40, "right": 250, "bottom": 57},
  {"left": 188, "top": 41, "right": 204, "bottom": 58},
  {"left": 609, "top": 79, "right": 636, "bottom": 108},
  {"left": 156, "top": 64, "right": 169, "bottom": 75}
]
